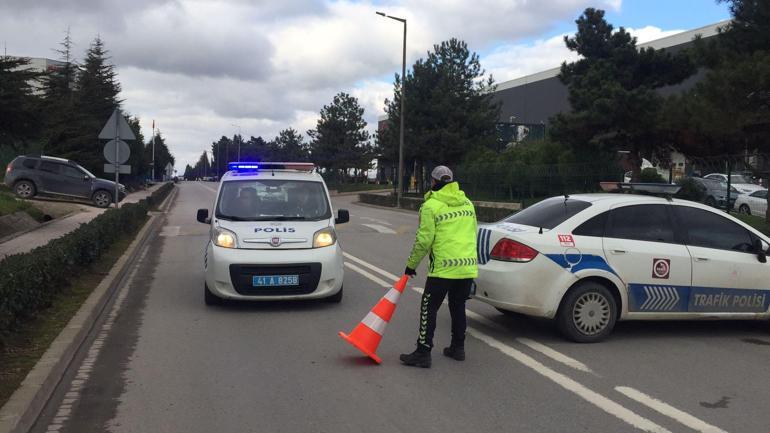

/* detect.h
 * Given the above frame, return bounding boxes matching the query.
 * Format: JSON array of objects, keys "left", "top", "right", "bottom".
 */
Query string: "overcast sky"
[{"left": 1, "top": 0, "right": 730, "bottom": 170}]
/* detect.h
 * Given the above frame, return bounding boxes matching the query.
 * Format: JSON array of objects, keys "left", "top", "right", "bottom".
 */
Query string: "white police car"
[
  {"left": 196, "top": 162, "right": 348, "bottom": 305},
  {"left": 474, "top": 184, "right": 770, "bottom": 342}
]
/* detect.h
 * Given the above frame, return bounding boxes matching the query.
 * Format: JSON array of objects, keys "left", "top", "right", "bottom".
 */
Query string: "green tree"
[
  {"left": 381, "top": 38, "right": 500, "bottom": 191},
  {"left": 145, "top": 131, "right": 175, "bottom": 181},
  {"left": 40, "top": 29, "right": 80, "bottom": 157},
  {"left": 124, "top": 116, "right": 148, "bottom": 185},
  {"left": 0, "top": 56, "right": 42, "bottom": 154},
  {"left": 183, "top": 164, "right": 194, "bottom": 180},
  {"left": 549, "top": 8, "right": 695, "bottom": 180},
  {"left": 210, "top": 135, "right": 233, "bottom": 177},
  {"left": 308, "top": 92, "right": 372, "bottom": 181}
]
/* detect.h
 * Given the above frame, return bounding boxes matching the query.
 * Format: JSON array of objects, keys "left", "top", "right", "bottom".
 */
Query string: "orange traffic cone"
[{"left": 339, "top": 275, "right": 409, "bottom": 364}]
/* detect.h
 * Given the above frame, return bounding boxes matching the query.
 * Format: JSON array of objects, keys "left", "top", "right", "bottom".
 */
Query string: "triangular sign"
[{"left": 98, "top": 109, "right": 136, "bottom": 141}]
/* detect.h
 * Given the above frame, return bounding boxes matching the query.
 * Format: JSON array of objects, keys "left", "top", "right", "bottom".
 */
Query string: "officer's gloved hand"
[{"left": 404, "top": 267, "right": 417, "bottom": 278}]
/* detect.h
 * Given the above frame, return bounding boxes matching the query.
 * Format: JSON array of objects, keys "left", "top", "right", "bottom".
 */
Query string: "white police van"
[
  {"left": 196, "top": 162, "right": 348, "bottom": 305},
  {"left": 474, "top": 184, "right": 770, "bottom": 342}
]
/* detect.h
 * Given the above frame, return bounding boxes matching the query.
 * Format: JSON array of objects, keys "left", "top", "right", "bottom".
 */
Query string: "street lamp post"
[{"left": 377, "top": 11, "right": 406, "bottom": 208}]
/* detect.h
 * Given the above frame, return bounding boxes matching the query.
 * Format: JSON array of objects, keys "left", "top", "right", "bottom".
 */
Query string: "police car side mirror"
[
  {"left": 335, "top": 209, "right": 349, "bottom": 225},
  {"left": 196, "top": 208, "right": 210, "bottom": 224},
  {"left": 755, "top": 239, "right": 767, "bottom": 263}
]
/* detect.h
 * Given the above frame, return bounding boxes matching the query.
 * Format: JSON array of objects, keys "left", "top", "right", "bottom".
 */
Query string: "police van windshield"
[
  {"left": 504, "top": 197, "right": 591, "bottom": 230},
  {"left": 216, "top": 180, "right": 331, "bottom": 221}
]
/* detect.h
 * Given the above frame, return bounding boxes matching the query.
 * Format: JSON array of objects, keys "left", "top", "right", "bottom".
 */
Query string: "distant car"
[
  {"left": 689, "top": 177, "right": 739, "bottom": 209},
  {"left": 4, "top": 155, "right": 126, "bottom": 208},
  {"left": 704, "top": 173, "right": 764, "bottom": 194},
  {"left": 735, "top": 189, "right": 768, "bottom": 218},
  {"left": 474, "top": 192, "right": 770, "bottom": 342}
]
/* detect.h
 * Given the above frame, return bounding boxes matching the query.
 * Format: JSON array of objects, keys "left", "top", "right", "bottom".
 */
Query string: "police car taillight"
[{"left": 490, "top": 238, "right": 538, "bottom": 263}]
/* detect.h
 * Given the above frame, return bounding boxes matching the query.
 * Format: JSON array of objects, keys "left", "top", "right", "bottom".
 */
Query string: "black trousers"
[{"left": 416, "top": 277, "right": 474, "bottom": 351}]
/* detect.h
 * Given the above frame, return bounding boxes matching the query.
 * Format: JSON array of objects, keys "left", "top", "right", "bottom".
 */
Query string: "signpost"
[{"left": 99, "top": 109, "right": 136, "bottom": 208}]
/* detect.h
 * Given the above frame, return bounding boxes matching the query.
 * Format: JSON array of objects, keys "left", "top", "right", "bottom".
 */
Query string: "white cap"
[{"left": 431, "top": 165, "right": 453, "bottom": 182}]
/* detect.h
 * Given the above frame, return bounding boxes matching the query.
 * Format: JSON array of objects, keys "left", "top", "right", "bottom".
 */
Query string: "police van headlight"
[
  {"left": 213, "top": 227, "right": 237, "bottom": 249},
  {"left": 313, "top": 227, "right": 336, "bottom": 248}
]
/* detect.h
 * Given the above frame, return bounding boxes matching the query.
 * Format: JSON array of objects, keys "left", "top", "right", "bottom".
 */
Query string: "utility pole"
[{"left": 376, "top": 11, "right": 407, "bottom": 208}]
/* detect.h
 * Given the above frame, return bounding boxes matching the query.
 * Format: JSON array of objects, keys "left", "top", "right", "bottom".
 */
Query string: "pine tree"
[
  {"left": 271, "top": 128, "right": 309, "bottom": 162},
  {"left": 0, "top": 56, "right": 42, "bottom": 152},
  {"left": 308, "top": 93, "right": 371, "bottom": 182},
  {"left": 549, "top": 8, "right": 694, "bottom": 180}
]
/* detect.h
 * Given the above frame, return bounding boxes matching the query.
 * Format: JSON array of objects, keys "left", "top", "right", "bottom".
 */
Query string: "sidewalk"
[{"left": 0, "top": 184, "right": 163, "bottom": 259}]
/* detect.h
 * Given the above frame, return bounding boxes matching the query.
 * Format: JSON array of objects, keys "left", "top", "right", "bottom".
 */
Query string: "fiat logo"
[{"left": 270, "top": 237, "right": 281, "bottom": 247}]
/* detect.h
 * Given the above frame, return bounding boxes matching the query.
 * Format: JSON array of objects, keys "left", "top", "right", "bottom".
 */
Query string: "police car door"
[
  {"left": 603, "top": 203, "right": 692, "bottom": 314},
  {"left": 673, "top": 205, "right": 770, "bottom": 315}
]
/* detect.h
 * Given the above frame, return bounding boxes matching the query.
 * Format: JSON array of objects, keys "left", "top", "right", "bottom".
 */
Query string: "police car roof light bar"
[
  {"left": 600, "top": 182, "right": 681, "bottom": 196},
  {"left": 227, "top": 162, "right": 315, "bottom": 172}
]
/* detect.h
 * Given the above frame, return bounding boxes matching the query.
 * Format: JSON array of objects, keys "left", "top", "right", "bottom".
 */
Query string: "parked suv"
[{"left": 4, "top": 155, "right": 127, "bottom": 208}]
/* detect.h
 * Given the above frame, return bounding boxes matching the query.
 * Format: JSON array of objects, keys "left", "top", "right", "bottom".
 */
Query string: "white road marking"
[
  {"left": 468, "top": 328, "right": 671, "bottom": 433},
  {"left": 361, "top": 223, "right": 397, "bottom": 234},
  {"left": 616, "top": 387, "right": 729, "bottom": 433},
  {"left": 516, "top": 338, "right": 594, "bottom": 374},
  {"left": 345, "top": 251, "right": 594, "bottom": 374},
  {"left": 343, "top": 262, "right": 392, "bottom": 288},
  {"left": 342, "top": 252, "right": 400, "bottom": 281}
]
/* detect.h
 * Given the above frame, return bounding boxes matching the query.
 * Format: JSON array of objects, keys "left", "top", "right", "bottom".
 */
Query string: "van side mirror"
[
  {"left": 197, "top": 208, "right": 210, "bottom": 224},
  {"left": 755, "top": 239, "right": 767, "bottom": 263},
  {"left": 335, "top": 209, "right": 349, "bottom": 225}
]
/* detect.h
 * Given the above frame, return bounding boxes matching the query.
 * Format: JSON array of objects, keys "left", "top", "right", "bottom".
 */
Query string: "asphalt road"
[{"left": 31, "top": 181, "right": 770, "bottom": 433}]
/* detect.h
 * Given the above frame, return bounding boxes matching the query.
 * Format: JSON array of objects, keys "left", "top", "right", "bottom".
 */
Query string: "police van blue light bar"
[
  {"left": 228, "top": 162, "right": 315, "bottom": 172},
  {"left": 228, "top": 163, "right": 260, "bottom": 171}
]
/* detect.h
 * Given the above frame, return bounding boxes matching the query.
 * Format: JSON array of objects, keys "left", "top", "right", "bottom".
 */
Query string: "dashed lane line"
[{"left": 616, "top": 387, "right": 729, "bottom": 433}]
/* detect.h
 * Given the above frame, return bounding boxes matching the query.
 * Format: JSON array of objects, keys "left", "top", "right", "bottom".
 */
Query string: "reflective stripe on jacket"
[{"left": 406, "top": 182, "right": 478, "bottom": 279}]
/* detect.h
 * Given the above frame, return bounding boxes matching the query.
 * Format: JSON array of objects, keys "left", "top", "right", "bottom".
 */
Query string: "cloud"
[{"left": 2, "top": 0, "right": 642, "bottom": 169}]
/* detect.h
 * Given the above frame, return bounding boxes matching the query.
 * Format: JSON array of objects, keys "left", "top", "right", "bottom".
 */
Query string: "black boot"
[
  {"left": 442, "top": 344, "right": 465, "bottom": 361},
  {"left": 399, "top": 347, "right": 432, "bottom": 368}
]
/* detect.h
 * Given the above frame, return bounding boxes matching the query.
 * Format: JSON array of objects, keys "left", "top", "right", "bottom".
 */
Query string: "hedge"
[
  {"left": 358, "top": 193, "right": 515, "bottom": 222},
  {"left": 0, "top": 183, "right": 174, "bottom": 345}
]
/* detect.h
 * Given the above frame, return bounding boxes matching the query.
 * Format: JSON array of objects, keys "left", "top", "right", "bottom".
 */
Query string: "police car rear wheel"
[
  {"left": 204, "top": 284, "right": 222, "bottom": 306},
  {"left": 557, "top": 282, "right": 617, "bottom": 343}
]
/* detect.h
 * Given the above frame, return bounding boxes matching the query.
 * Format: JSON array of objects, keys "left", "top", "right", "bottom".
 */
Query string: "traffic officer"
[{"left": 400, "top": 165, "right": 478, "bottom": 368}]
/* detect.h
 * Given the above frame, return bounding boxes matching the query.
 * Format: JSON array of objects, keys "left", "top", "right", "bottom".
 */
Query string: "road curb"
[{"left": 0, "top": 207, "right": 166, "bottom": 433}]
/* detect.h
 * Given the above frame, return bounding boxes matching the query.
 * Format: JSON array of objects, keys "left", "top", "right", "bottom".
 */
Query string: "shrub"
[
  {"left": 640, "top": 168, "right": 666, "bottom": 183},
  {"left": 0, "top": 183, "right": 174, "bottom": 345}
]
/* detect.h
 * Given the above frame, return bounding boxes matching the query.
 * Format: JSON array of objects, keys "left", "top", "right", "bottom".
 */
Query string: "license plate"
[{"left": 252, "top": 275, "right": 299, "bottom": 287}]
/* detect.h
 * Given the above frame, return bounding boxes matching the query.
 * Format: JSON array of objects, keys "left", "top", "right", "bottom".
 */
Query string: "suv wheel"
[
  {"left": 92, "top": 190, "right": 112, "bottom": 208},
  {"left": 14, "top": 180, "right": 36, "bottom": 199},
  {"left": 705, "top": 196, "right": 717, "bottom": 207},
  {"left": 557, "top": 281, "right": 617, "bottom": 343}
]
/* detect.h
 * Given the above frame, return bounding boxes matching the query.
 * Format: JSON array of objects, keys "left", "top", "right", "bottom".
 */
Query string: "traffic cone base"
[
  {"left": 338, "top": 275, "right": 409, "bottom": 364},
  {"left": 339, "top": 330, "right": 382, "bottom": 364}
]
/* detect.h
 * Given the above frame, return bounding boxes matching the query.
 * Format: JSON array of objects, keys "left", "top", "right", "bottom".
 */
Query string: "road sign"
[
  {"left": 99, "top": 109, "right": 136, "bottom": 141},
  {"left": 104, "top": 164, "right": 131, "bottom": 174},
  {"left": 103, "top": 139, "right": 131, "bottom": 164}
]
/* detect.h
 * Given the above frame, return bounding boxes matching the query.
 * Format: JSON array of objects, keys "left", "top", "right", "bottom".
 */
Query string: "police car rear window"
[{"left": 504, "top": 197, "right": 591, "bottom": 230}]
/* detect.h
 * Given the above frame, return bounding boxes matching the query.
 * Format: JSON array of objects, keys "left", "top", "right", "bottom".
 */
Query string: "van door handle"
[
  {"left": 610, "top": 249, "right": 626, "bottom": 254},
  {"left": 694, "top": 257, "right": 710, "bottom": 262}
]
